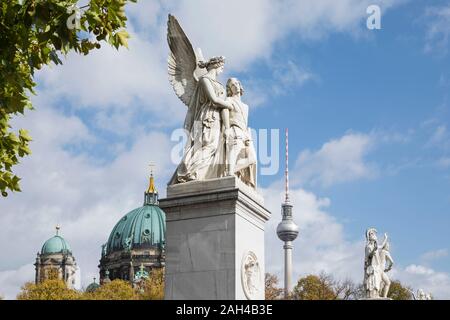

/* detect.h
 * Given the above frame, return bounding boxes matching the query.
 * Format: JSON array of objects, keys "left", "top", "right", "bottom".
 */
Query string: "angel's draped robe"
[{"left": 169, "top": 76, "right": 226, "bottom": 184}]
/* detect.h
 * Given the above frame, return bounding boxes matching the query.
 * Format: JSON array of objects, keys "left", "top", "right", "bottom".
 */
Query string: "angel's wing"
[{"left": 167, "top": 15, "right": 204, "bottom": 106}]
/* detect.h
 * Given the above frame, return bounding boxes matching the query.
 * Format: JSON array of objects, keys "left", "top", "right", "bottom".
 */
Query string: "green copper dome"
[
  {"left": 86, "top": 280, "right": 100, "bottom": 293},
  {"left": 106, "top": 203, "right": 166, "bottom": 254},
  {"left": 41, "top": 235, "right": 72, "bottom": 255}
]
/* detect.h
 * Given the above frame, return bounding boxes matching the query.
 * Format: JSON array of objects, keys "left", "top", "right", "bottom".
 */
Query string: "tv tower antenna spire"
[{"left": 277, "top": 128, "right": 299, "bottom": 299}]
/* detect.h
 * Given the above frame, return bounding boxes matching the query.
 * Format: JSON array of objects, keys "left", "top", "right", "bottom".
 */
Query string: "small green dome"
[
  {"left": 41, "top": 235, "right": 71, "bottom": 254},
  {"left": 86, "top": 281, "right": 100, "bottom": 293},
  {"left": 106, "top": 204, "right": 166, "bottom": 255}
]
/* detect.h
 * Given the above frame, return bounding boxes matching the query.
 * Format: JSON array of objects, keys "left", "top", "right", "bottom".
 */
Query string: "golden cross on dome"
[
  {"left": 147, "top": 162, "right": 156, "bottom": 193},
  {"left": 149, "top": 162, "right": 155, "bottom": 176}
]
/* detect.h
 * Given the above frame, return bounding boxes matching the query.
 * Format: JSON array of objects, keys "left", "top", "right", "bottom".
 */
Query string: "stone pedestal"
[{"left": 159, "top": 176, "right": 271, "bottom": 300}]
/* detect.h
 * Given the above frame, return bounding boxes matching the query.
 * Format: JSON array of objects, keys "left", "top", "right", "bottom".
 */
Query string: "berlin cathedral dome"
[{"left": 99, "top": 173, "right": 166, "bottom": 284}]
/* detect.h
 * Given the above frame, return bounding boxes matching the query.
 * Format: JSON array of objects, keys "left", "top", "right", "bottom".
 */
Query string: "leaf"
[
  {"left": 116, "top": 30, "right": 129, "bottom": 49},
  {"left": 19, "top": 129, "right": 32, "bottom": 141}
]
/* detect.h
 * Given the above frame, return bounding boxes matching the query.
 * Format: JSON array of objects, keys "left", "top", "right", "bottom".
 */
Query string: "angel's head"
[
  {"left": 198, "top": 56, "right": 225, "bottom": 73},
  {"left": 226, "top": 78, "right": 244, "bottom": 97}
]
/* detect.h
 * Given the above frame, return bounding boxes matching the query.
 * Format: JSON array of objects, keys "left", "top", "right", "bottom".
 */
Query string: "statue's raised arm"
[{"left": 167, "top": 14, "right": 206, "bottom": 107}]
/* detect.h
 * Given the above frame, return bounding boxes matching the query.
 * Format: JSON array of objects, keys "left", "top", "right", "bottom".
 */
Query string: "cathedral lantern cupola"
[{"left": 35, "top": 225, "right": 78, "bottom": 288}]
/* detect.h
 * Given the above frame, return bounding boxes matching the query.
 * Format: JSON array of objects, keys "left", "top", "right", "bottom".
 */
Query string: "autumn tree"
[
  {"left": 291, "top": 272, "right": 361, "bottom": 300},
  {"left": 333, "top": 278, "right": 361, "bottom": 300},
  {"left": 265, "top": 273, "right": 283, "bottom": 300},
  {"left": 17, "top": 279, "right": 81, "bottom": 300},
  {"left": 84, "top": 279, "right": 137, "bottom": 300},
  {"left": 0, "top": 0, "right": 136, "bottom": 196},
  {"left": 137, "top": 268, "right": 165, "bottom": 300},
  {"left": 45, "top": 267, "right": 59, "bottom": 280},
  {"left": 292, "top": 273, "right": 337, "bottom": 300},
  {"left": 387, "top": 280, "right": 413, "bottom": 300}
]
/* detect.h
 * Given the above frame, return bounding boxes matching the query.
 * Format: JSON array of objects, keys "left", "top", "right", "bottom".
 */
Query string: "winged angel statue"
[{"left": 167, "top": 15, "right": 257, "bottom": 188}]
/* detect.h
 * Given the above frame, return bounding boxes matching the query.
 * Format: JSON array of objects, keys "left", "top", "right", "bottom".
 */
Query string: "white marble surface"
[
  {"left": 167, "top": 15, "right": 257, "bottom": 187},
  {"left": 160, "top": 176, "right": 270, "bottom": 300},
  {"left": 364, "top": 228, "right": 394, "bottom": 299}
]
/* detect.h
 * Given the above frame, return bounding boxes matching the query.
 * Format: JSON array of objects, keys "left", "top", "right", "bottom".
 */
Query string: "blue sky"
[{"left": 0, "top": 0, "right": 449, "bottom": 299}]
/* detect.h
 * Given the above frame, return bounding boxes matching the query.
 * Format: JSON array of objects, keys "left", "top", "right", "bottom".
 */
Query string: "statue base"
[{"left": 159, "top": 176, "right": 271, "bottom": 300}]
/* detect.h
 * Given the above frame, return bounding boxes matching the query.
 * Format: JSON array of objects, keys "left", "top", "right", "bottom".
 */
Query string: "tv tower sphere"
[{"left": 276, "top": 203, "right": 299, "bottom": 242}]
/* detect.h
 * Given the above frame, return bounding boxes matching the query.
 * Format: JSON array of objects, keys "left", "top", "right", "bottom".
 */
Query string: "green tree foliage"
[
  {"left": 17, "top": 279, "right": 81, "bottom": 300},
  {"left": 387, "top": 280, "right": 413, "bottom": 300},
  {"left": 265, "top": 273, "right": 283, "bottom": 300},
  {"left": 0, "top": 0, "right": 136, "bottom": 197}
]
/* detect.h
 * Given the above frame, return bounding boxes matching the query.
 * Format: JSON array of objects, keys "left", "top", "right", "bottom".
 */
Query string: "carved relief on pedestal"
[{"left": 241, "top": 251, "right": 262, "bottom": 300}]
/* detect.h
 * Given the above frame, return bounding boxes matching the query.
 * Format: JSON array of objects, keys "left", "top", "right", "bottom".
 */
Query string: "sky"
[{"left": 1, "top": 0, "right": 450, "bottom": 299}]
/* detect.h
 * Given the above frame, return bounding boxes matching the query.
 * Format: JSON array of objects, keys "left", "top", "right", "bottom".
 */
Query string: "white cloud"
[
  {"left": 399, "top": 264, "right": 450, "bottom": 299},
  {"left": 424, "top": 124, "right": 450, "bottom": 152},
  {"left": 0, "top": 264, "right": 34, "bottom": 300},
  {"left": 429, "top": 125, "right": 448, "bottom": 145},
  {"left": 405, "top": 264, "right": 436, "bottom": 276},
  {"left": 279, "top": 0, "right": 400, "bottom": 40},
  {"left": 424, "top": 5, "right": 450, "bottom": 55},
  {"left": 421, "top": 249, "right": 449, "bottom": 262},
  {"left": 165, "top": 0, "right": 404, "bottom": 71},
  {"left": 25, "top": 0, "right": 406, "bottom": 133},
  {"left": 263, "top": 182, "right": 450, "bottom": 299},
  {"left": 437, "top": 157, "right": 450, "bottom": 168},
  {"left": 263, "top": 185, "right": 363, "bottom": 286},
  {"left": 34, "top": 24, "right": 185, "bottom": 134},
  {"left": 125, "top": 1, "right": 161, "bottom": 33},
  {"left": 0, "top": 101, "right": 176, "bottom": 299},
  {"left": 242, "top": 60, "right": 317, "bottom": 108},
  {"left": 295, "top": 132, "right": 377, "bottom": 187}
]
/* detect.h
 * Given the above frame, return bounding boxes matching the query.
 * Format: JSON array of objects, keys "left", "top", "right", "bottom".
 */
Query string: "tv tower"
[{"left": 276, "top": 128, "right": 299, "bottom": 299}]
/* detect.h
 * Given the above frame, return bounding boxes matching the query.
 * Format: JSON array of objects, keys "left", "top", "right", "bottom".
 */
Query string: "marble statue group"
[
  {"left": 167, "top": 15, "right": 257, "bottom": 188},
  {"left": 364, "top": 228, "right": 394, "bottom": 299}
]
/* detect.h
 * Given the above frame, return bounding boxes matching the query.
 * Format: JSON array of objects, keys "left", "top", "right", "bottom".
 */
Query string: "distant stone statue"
[
  {"left": 166, "top": 15, "right": 256, "bottom": 187},
  {"left": 364, "top": 228, "right": 394, "bottom": 299},
  {"left": 412, "top": 289, "right": 432, "bottom": 300}
]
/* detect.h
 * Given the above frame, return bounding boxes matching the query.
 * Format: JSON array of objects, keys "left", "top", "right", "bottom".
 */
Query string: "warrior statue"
[
  {"left": 364, "top": 228, "right": 394, "bottom": 299},
  {"left": 166, "top": 15, "right": 257, "bottom": 187}
]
